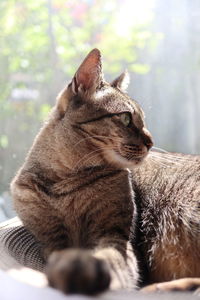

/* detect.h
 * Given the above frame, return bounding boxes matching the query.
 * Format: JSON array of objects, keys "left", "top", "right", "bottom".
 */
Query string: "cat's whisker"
[
  {"left": 77, "top": 153, "right": 104, "bottom": 170},
  {"left": 73, "top": 149, "right": 103, "bottom": 171},
  {"left": 161, "top": 154, "right": 195, "bottom": 162},
  {"left": 72, "top": 135, "right": 104, "bottom": 148},
  {"left": 126, "top": 152, "right": 139, "bottom": 161},
  {"left": 151, "top": 146, "right": 168, "bottom": 153},
  {"left": 150, "top": 151, "right": 181, "bottom": 161},
  {"left": 149, "top": 153, "right": 182, "bottom": 166},
  {"left": 76, "top": 150, "right": 114, "bottom": 172},
  {"left": 76, "top": 145, "right": 141, "bottom": 170},
  {"left": 150, "top": 157, "right": 178, "bottom": 169},
  {"left": 151, "top": 147, "right": 195, "bottom": 162},
  {"left": 73, "top": 146, "right": 114, "bottom": 171},
  {"left": 150, "top": 152, "right": 179, "bottom": 161},
  {"left": 72, "top": 135, "right": 122, "bottom": 149},
  {"left": 150, "top": 157, "right": 182, "bottom": 167},
  {"left": 151, "top": 152, "right": 195, "bottom": 163}
]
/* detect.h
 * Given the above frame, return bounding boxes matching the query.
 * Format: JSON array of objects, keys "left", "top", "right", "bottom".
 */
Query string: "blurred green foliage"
[{"left": 0, "top": 0, "right": 157, "bottom": 193}]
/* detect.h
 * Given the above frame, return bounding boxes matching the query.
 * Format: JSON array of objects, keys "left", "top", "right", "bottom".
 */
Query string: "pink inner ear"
[
  {"left": 77, "top": 72, "right": 92, "bottom": 90},
  {"left": 75, "top": 48, "right": 102, "bottom": 91}
]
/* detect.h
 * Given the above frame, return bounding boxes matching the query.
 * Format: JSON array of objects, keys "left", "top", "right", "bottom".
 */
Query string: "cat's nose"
[
  {"left": 145, "top": 139, "right": 153, "bottom": 150},
  {"left": 142, "top": 128, "right": 153, "bottom": 150}
]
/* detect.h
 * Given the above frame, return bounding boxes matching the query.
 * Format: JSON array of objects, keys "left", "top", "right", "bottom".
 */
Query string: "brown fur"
[
  {"left": 11, "top": 49, "right": 153, "bottom": 294},
  {"left": 12, "top": 48, "right": 200, "bottom": 294},
  {"left": 132, "top": 153, "right": 200, "bottom": 286}
]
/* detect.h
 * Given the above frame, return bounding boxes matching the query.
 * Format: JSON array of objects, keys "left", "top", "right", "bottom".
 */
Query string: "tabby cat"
[
  {"left": 11, "top": 49, "right": 153, "bottom": 294},
  {"left": 11, "top": 49, "right": 200, "bottom": 295}
]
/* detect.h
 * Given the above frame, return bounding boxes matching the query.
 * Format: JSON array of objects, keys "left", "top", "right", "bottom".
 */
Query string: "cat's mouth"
[
  {"left": 118, "top": 148, "right": 148, "bottom": 164},
  {"left": 104, "top": 145, "right": 148, "bottom": 168}
]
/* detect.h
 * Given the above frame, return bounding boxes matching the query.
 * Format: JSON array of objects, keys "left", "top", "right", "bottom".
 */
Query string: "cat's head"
[{"left": 53, "top": 49, "right": 153, "bottom": 170}]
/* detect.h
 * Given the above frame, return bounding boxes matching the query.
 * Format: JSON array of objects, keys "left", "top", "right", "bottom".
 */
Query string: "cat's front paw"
[{"left": 46, "top": 249, "right": 111, "bottom": 295}]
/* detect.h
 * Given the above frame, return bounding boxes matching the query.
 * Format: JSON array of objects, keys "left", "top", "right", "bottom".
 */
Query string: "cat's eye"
[{"left": 120, "top": 113, "right": 132, "bottom": 127}]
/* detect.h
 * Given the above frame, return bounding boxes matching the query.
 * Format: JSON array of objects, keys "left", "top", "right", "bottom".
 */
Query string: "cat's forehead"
[{"left": 94, "top": 86, "right": 137, "bottom": 115}]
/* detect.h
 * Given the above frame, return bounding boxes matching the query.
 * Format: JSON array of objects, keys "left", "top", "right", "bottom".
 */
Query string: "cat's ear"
[
  {"left": 56, "top": 49, "right": 103, "bottom": 117},
  {"left": 71, "top": 48, "right": 103, "bottom": 95},
  {"left": 111, "top": 70, "right": 130, "bottom": 92}
]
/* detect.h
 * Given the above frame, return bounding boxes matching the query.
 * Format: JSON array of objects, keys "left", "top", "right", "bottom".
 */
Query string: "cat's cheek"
[{"left": 103, "top": 149, "right": 139, "bottom": 168}]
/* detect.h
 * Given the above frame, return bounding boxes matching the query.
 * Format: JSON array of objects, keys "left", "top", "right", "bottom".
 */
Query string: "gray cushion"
[{"left": 0, "top": 217, "right": 45, "bottom": 272}]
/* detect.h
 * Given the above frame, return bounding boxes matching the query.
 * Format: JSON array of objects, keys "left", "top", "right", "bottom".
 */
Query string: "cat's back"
[
  {"left": 131, "top": 152, "right": 200, "bottom": 283},
  {"left": 132, "top": 152, "right": 200, "bottom": 206}
]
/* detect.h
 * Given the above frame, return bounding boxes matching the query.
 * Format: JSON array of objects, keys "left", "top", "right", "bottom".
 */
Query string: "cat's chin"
[{"left": 103, "top": 149, "right": 146, "bottom": 169}]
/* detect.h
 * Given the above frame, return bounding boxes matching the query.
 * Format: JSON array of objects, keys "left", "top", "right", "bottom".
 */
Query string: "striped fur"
[
  {"left": 11, "top": 49, "right": 200, "bottom": 293},
  {"left": 11, "top": 49, "right": 152, "bottom": 294},
  {"left": 131, "top": 153, "right": 200, "bottom": 289}
]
